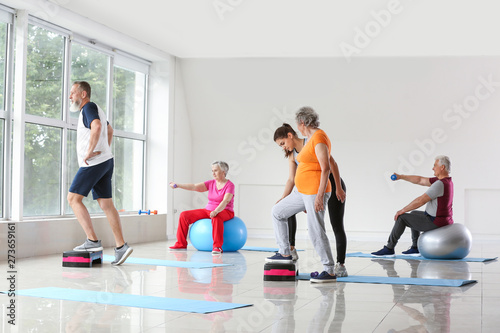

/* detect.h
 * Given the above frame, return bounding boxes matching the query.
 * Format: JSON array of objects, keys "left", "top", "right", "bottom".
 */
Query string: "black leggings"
[{"left": 287, "top": 174, "right": 347, "bottom": 264}]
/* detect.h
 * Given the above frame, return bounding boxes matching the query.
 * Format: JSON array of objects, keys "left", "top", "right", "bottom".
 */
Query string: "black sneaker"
[
  {"left": 371, "top": 246, "right": 395, "bottom": 257},
  {"left": 310, "top": 271, "right": 337, "bottom": 283},
  {"left": 402, "top": 247, "right": 420, "bottom": 256},
  {"left": 265, "top": 253, "right": 293, "bottom": 264}
]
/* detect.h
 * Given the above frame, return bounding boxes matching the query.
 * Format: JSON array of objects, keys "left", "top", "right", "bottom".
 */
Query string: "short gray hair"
[
  {"left": 212, "top": 161, "right": 229, "bottom": 176},
  {"left": 73, "top": 81, "right": 91, "bottom": 98},
  {"left": 435, "top": 155, "right": 451, "bottom": 173},
  {"left": 295, "top": 106, "right": 320, "bottom": 128}
]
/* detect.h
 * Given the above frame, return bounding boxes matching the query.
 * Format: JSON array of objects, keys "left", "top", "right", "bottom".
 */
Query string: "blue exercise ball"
[
  {"left": 417, "top": 223, "right": 472, "bottom": 259},
  {"left": 189, "top": 217, "right": 247, "bottom": 252}
]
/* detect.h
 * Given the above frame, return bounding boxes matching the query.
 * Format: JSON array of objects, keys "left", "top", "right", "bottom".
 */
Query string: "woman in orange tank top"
[
  {"left": 273, "top": 123, "right": 348, "bottom": 277},
  {"left": 266, "top": 107, "right": 339, "bottom": 282}
]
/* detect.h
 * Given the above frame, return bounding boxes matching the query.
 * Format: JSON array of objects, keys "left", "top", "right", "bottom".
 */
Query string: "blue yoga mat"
[
  {"left": 241, "top": 246, "right": 304, "bottom": 252},
  {"left": 296, "top": 273, "right": 476, "bottom": 286},
  {"left": 346, "top": 252, "right": 497, "bottom": 262},
  {"left": 10, "top": 288, "right": 252, "bottom": 313},
  {"left": 102, "top": 255, "right": 232, "bottom": 268}
]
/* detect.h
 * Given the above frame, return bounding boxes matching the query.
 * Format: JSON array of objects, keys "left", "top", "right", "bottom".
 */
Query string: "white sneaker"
[
  {"left": 291, "top": 248, "right": 299, "bottom": 261},
  {"left": 334, "top": 263, "right": 348, "bottom": 277}
]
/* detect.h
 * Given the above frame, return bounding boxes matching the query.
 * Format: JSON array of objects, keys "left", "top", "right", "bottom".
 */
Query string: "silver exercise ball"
[{"left": 417, "top": 223, "right": 472, "bottom": 259}]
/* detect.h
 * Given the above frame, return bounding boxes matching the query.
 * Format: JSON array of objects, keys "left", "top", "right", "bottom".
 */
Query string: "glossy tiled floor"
[{"left": 1, "top": 238, "right": 499, "bottom": 332}]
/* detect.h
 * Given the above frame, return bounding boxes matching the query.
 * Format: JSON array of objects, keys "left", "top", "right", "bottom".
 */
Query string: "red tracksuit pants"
[{"left": 174, "top": 209, "right": 234, "bottom": 249}]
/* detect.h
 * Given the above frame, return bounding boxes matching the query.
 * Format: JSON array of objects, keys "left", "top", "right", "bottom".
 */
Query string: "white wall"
[{"left": 178, "top": 57, "right": 500, "bottom": 240}]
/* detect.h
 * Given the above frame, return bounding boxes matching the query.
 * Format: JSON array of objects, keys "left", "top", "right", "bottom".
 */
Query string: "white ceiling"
[{"left": 34, "top": 0, "right": 500, "bottom": 59}]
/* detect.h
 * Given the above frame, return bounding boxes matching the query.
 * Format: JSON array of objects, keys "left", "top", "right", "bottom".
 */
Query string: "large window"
[
  {"left": 112, "top": 64, "right": 147, "bottom": 212},
  {"left": 1, "top": 11, "right": 150, "bottom": 219},
  {"left": 23, "top": 124, "right": 61, "bottom": 216},
  {"left": 71, "top": 42, "right": 109, "bottom": 113},
  {"left": 112, "top": 137, "right": 144, "bottom": 211},
  {"left": 23, "top": 23, "right": 65, "bottom": 216},
  {"left": 113, "top": 66, "right": 146, "bottom": 134},
  {"left": 25, "top": 24, "right": 64, "bottom": 119}
]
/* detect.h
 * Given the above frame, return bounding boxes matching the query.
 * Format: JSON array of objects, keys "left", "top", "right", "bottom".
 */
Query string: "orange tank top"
[{"left": 295, "top": 129, "right": 332, "bottom": 195}]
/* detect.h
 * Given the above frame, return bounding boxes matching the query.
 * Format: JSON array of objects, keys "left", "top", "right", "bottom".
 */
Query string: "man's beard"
[{"left": 69, "top": 100, "right": 81, "bottom": 112}]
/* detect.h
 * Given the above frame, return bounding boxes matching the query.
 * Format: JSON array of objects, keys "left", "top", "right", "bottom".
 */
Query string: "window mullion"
[
  {"left": 61, "top": 35, "right": 71, "bottom": 215},
  {"left": 113, "top": 130, "right": 146, "bottom": 141},
  {"left": 24, "top": 114, "right": 66, "bottom": 128},
  {"left": 142, "top": 75, "right": 149, "bottom": 211},
  {"left": 2, "top": 17, "right": 14, "bottom": 219},
  {"left": 11, "top": 10, "right": 29, "bottom": 221},
  {"left": 107, "top": 56, "right": 114, "bottom": 124}
]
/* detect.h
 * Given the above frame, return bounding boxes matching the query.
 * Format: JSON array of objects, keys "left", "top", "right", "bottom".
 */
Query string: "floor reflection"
[
  {"left": 308, "top": 283, "right": 346, "bottom": 333},
  {"left": 64, "top": 265, "right": 133, "bottom": 332},
  {"left": 372, "top": 258, "right": 474, "bottom": 333},
  {"left": 263, "top": 280, "right": 298, "bottom": 333},
  {"left": 173, "top": 251, "right": 248, "bottom": 332},
  {"left": 262, "top": 278, "right": 347, "bottom": 333}
]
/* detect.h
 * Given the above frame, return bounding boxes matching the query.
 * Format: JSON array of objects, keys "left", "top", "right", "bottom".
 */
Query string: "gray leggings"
[
  {"left": 272, "top": 188, "right": 334, "bottom": 274},
  {"left": 387, "top": 210, "right": 439, "bottom": 249}
]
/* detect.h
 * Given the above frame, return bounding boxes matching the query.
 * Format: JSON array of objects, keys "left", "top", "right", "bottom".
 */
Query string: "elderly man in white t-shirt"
[{"left": 67, "top": 81, "right": 133, "bottom": 265}]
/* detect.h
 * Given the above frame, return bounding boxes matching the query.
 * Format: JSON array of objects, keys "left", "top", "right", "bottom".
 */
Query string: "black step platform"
[
  {"left": 62, "top": 250, "right": 103, "bottom": 268},
  {"left": 263, "top": 262, "right": 297, "bottom": 281}
]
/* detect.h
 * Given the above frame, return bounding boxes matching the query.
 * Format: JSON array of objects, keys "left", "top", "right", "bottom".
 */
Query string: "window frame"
[{"left": 1, "top": 5, "right": 14, "bottom": 219}]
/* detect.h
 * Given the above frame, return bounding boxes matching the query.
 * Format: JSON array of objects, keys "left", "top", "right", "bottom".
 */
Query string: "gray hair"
[
  {"left": 295, "top": 106, "right": 320, "bottom": 128},
  {"left": 73, "top": 81, "right": 91, "bottom": 98},
  {"left": 212, "top": 161, "right": 229, "bottom": 176},
  {"left": 435, "top": 155, "right": 451, "bottom": 173}
]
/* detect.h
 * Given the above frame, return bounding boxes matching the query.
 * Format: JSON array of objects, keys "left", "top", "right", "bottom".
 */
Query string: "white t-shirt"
[{"left": 77, "top": 102, "right": 113, "bottom": 167}]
